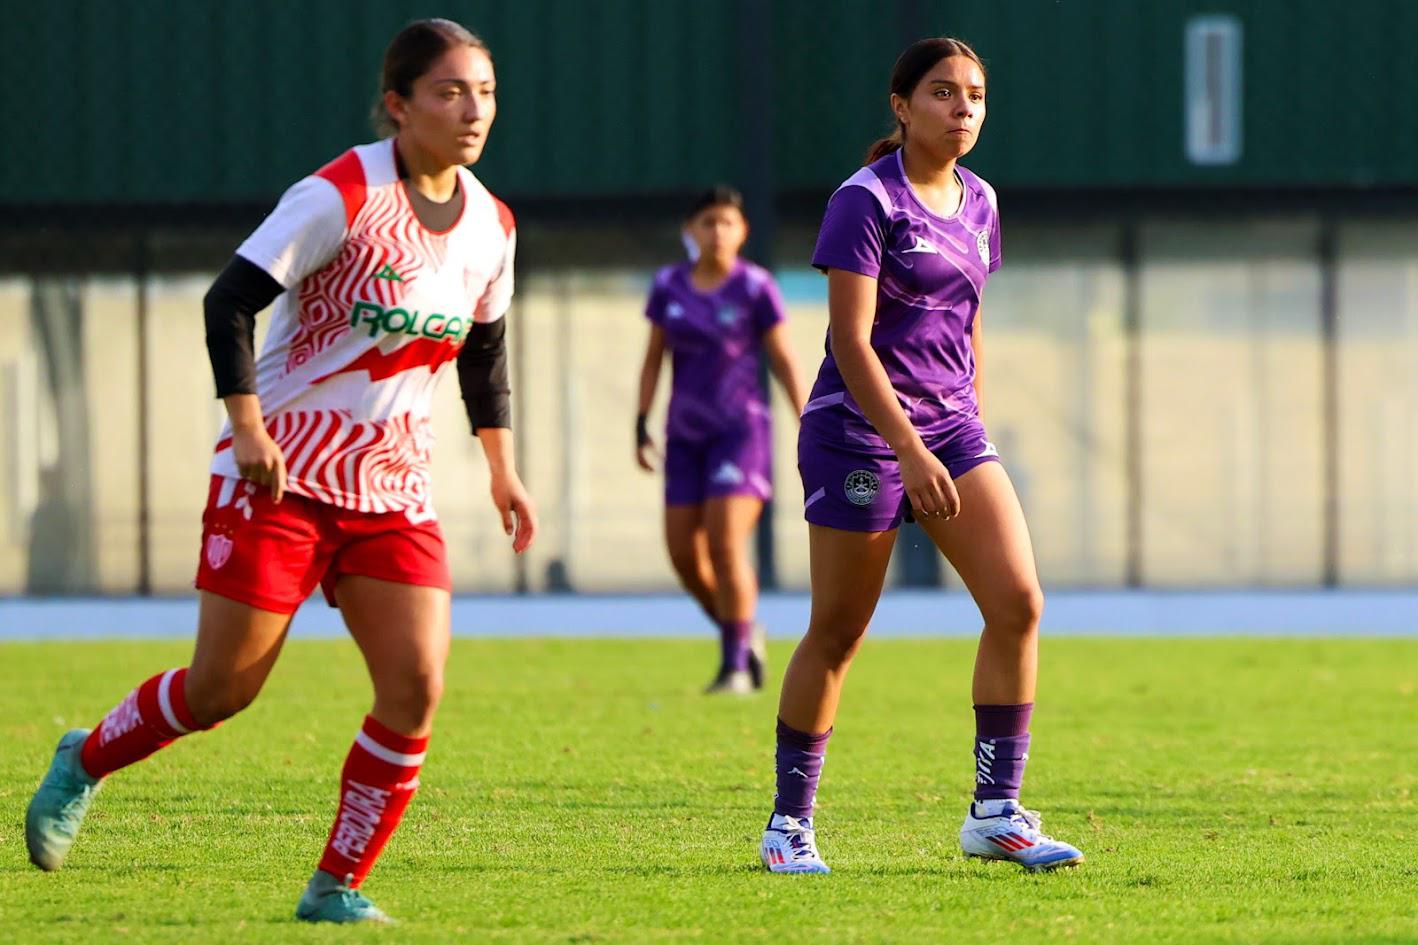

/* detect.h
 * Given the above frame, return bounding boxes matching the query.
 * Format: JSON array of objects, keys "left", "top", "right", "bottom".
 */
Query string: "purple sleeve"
[
  {"left": 811, "top": 185, "right": 886, "bottom": 278},
  {"left": 753, "top": 275, "right": 787, "bottom": 335},
  {"left": 645, "top": 274, "right": 668, "bottom": 326}
]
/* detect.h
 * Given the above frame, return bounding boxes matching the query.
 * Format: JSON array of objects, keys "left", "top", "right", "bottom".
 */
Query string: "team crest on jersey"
[
  {"left": 666, "top": 302, "right": 685, "bottom": 319},
  {"left": 977, "top": 229, "right": 991, "bottom": 266},
  {"left": 844, "top": 470, "right": 880, "bottom": 506},
  {"left": 716, "top": 306, "right": 739, "bottom": 326},
  {"left": 205, "top": 532, "right": 234, "bottom": 570}
]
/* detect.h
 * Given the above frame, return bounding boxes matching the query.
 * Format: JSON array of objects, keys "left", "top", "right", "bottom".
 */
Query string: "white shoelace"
[
  {"left": 1004, "top": 806, "right": 1057, "bottom": 841},
  {"left": 775, "top": 816, "right": 822, "bottom": 862}
]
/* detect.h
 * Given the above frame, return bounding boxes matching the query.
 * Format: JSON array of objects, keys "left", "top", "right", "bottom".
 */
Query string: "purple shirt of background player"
[
  {"left": 803, "top": 149, "right": 1001, "bottom": 456},
  {"left": 645, "top": 258, "right": 787, "bottom": 443},
  {"left": 634, "top": 186, "right": 808, "bottom": 696}
]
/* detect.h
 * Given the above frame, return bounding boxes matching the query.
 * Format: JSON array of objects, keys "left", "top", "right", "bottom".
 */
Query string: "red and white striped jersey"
[{"left": 212, "top": 139, "right": 516, "bottom": 520}]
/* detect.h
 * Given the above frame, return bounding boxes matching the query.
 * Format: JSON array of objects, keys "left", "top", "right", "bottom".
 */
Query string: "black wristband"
[{"left": 635, "top": 413, "right": 650, "bottom": 448}]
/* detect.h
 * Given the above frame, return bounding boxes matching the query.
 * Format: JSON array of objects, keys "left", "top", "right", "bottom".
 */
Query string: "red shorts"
[{"left": 194, "top": 475, "right": 451, "bottom": 614}]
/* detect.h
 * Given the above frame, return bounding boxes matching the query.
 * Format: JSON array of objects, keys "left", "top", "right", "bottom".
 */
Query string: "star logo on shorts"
[{"left": 235, "top": 482, "right": 256, "bottom": 521}]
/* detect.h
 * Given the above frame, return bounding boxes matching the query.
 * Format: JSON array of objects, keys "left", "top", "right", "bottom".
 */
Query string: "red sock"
[
  {"left": 80, "top": 668, "right": 203, "bottom": 779},
  {"left": 317, "top": 716, "right": 428, "bottom": 887}
]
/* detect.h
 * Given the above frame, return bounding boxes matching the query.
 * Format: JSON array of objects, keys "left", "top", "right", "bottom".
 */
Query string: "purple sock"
[
  {"left": 773, "top": 718, "right": 830, "bottom": 819},
  {"left": 973, "top": 703, "right": 1033, "bottom": 801},
  {"left": 719, "top": 620, "right": 752, "bottom": 672}
]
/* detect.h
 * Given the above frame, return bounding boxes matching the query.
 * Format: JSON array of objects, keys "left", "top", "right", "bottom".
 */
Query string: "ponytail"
[{"left": 864, "top": 128, "right": 904, "bottom": 164}]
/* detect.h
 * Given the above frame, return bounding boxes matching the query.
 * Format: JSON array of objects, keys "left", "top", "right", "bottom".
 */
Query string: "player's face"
[
  {"left": 893, "top": 55, "right": 986, "bottom": 162},
  {"left": 394, "top": 45, "right": 497, "bottom": 167},
  {"left": 685, "top": 205, "right": 748, "bottom": 266}
]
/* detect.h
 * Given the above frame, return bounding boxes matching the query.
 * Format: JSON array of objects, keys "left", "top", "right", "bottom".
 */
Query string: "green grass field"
[{"left": 2, "top": 637, "right": 1416, "bottom": 944}]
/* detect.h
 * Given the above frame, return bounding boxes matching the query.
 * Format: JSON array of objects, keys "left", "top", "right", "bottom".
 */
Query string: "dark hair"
[
  {"left": 372, "top": 18, "right": 489, "bottom": 136},
  {"left": 686, "top": 184, "right": 745, "bottom": 221},
  {"left": 864, "top": 37, "right": 986, "bottom": 164}
]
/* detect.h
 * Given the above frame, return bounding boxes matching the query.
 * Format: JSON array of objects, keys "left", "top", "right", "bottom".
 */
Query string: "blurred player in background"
[
  {"left": 759, "top": 38, "right": 1084, "bottom": 874},
  {"left": 635, "top": 187, "right": 807, "bottom": 694},
  {"left": 25, "top": 19, "right": 534, "bottom": 923}
]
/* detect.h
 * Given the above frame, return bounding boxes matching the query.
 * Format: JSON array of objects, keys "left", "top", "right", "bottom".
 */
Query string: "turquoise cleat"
[
  {"left": 26, "top": 728, "right": 102, "bottom": 871},
  {"left": 295, "top": 870, "right": 392, "bottom": 924}
]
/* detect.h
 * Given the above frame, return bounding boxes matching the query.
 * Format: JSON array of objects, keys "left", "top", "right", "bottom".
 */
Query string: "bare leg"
[
  {"left": 303, "top": 576, "right": 451, "bottom": 900},
  {"left": 916, "top": 462, "right": 1042, "bottom": 705},
  {"left": 185, "top": 591, "right": 295, "bottom": 726},
  {"left": 777, "top": 525, "right": 897, "bottom": 733},
  {"left": 27, "top": 591, "right": 292, "bottom": 873},
  {"left": 664, "top": 504, "right": 719, "bottom": 625},
  {"left": 335, "top": 576, "right": 451, "bottom": 737},
  {"left": 703, "top": 495, "right": 763, "bottom": 623}
]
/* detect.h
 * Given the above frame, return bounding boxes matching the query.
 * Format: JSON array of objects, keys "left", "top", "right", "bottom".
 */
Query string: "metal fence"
[{"left": 4, "top": 210, "right": 1418, "bottom": 596}]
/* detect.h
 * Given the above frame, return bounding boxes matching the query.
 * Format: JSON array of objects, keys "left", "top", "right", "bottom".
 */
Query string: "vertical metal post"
[
  {"left": 510, "top": 290, "right": 529, "bottom": 594},
  {"left": 1122, "top": 220, "right": 1144, "bottom": 587},
  {"left": 737, "top": 0, "right": 778, "bottom": 589},
  {"left": 556, "top": 271, "right": 577, "bottom": 592},
  {"left": 136, "top": 234, "right": 153, "bottom": 596},
  {"left": 1319, "top": 218, "right": 1340, "bottom": 586}
]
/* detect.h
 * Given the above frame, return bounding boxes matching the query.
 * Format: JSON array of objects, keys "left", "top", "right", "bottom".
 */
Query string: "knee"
[
  {"left": 666, "top": 543, "right": 701, "bottom": 579},
  {"left": 983, "top": 584, "right": 1045, "bottom": 637},
  {"left": 706, "top": 533, "right": 746, "bottom": 575},
  {"left": 184, "top": 675, "right": 259, "bottom": 728},
  {"left": 804, "top": 621, "right": 868, "bottom": 671},
  {"left": 377, "top": 671, "right": 444, "bottom": 734}
]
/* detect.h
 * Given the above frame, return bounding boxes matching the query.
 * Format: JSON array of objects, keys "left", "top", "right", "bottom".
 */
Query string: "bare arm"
[
  {"left": 970, "top": 305, "right": 984, "bottom": 423},
  {"left": 635, "top": 325, "right": 667, "bottom": 471},
  {"left": 476, "top": 427, "right": 537, "bottom": 553},
  {"left": 826, "top": 269, "right": 959, "bottom": 519},
  {"left": 222, "top": 393, "right": 287, "bottom": 503},
  {"left": 637, "top": 324, "right": 667, "bottom": 416},
  {"left": 761, "top": 322, "right": 808, "bottom": 419}
]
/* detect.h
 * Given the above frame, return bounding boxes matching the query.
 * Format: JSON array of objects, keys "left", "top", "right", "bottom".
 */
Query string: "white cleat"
[
  {"left": 747, "top": 623, "right": 768, "bottom": 690},
  {"left": 761, "top": 813, "right": 831, "bottom": 874},
  {"left": 960, "top": 800, "right": 1084, "bottom": 871},
  {"left": 704, "top": 669, "right": 754, "bottom": 696}
]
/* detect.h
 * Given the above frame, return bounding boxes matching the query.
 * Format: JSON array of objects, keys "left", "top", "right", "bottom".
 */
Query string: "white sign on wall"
[{"left": 1185, "top": 15, "right": 1243, "bottom": 165}]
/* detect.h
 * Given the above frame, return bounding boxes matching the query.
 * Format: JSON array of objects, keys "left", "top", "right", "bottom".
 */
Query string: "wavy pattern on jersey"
[
  {"left": 284, "top": 184, "right": 451, "bottom": 374},
  {"left": 267, "top": 408, "right": 434, "bottom": 514}
]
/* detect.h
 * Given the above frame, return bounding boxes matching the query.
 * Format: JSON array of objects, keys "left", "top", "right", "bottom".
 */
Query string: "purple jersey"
[
  {"left": 646, "top": 259, "right": 787, "bottom": 442},
  {"left": 804, "top": 151, "right": 1002, "bottom": 455}
]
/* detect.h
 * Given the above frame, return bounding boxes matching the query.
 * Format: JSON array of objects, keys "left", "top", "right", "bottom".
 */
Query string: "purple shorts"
[
  {"left": 798, "top": 420, "right": 1000, "bottom": 531},
  {"left": 665, "top": 423, "right": 773, "bottom": 506}
]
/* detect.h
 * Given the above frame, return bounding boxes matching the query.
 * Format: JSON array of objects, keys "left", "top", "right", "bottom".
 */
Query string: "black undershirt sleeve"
[
  {"left": 203, "top": 255, "right": 285, "bottom": 397},
  {"left": 457, "top": 318, "right": 512, "bottom": 431}
]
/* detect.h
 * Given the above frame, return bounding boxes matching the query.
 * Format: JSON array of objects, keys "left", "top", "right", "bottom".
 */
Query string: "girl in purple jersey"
[
  {"left": 635, "top": 187, "right": 807, "bottom": 694},
  {"left": 759, "top": 38, "right": 1083, "bottom": 873}
]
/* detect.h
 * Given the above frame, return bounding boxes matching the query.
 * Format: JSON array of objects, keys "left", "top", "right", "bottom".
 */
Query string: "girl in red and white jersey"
[{"left": 25, "top": 19, "right": 534, "bottom": 924}]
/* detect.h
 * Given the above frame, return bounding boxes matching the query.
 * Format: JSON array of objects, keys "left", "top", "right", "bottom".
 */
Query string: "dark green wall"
[{"left": 3, "top": 0, "right": 1412, "bottom": 207}]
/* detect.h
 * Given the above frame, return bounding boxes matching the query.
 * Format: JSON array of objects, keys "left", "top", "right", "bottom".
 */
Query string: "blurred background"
[{"left": 2, "top": 0, "right": 1416, "bottom": 599}]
